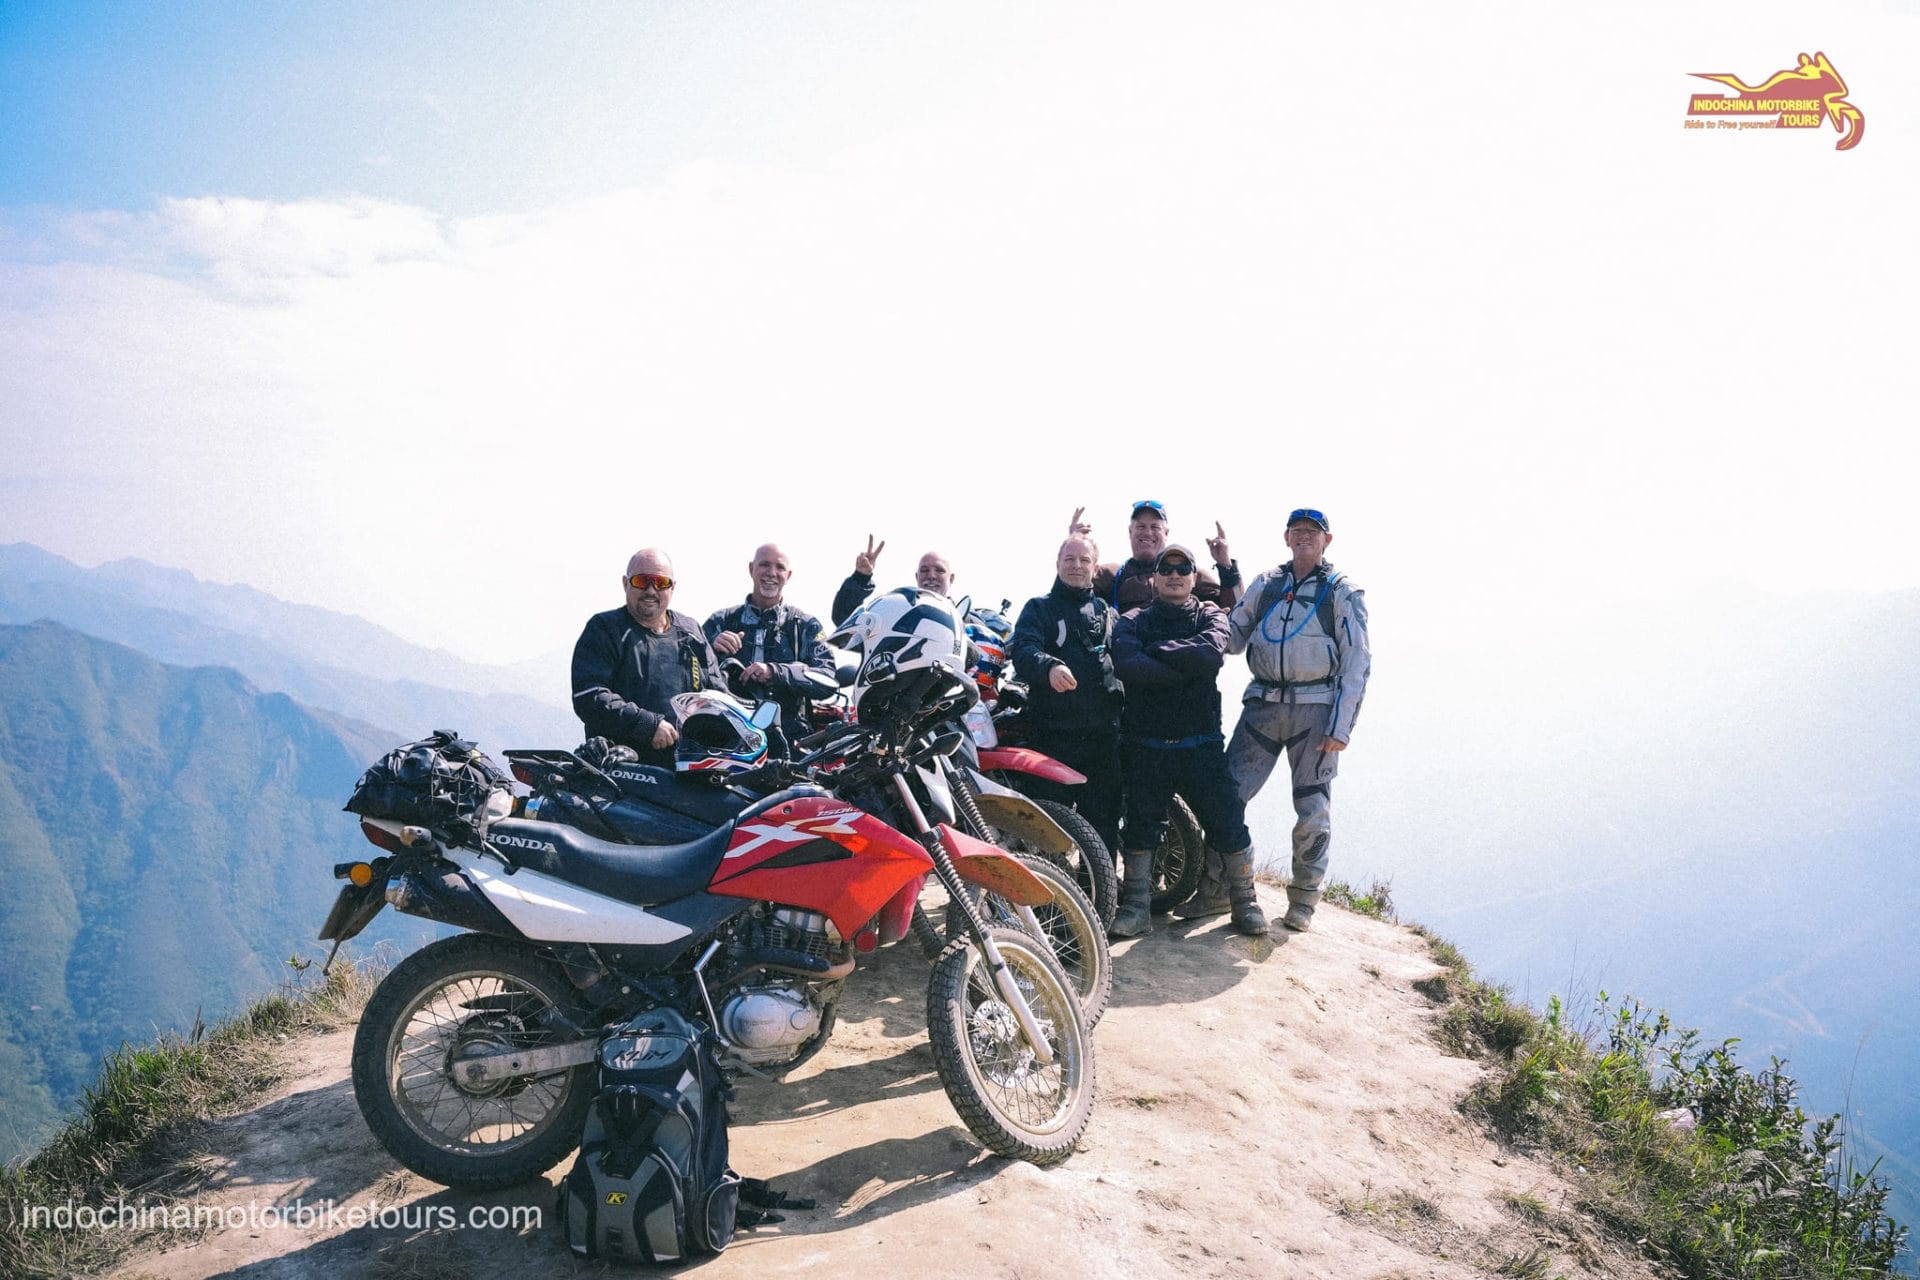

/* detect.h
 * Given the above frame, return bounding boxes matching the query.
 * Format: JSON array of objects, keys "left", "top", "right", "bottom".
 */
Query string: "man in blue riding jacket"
[
  {"left": 1222, "top": 508, "right": 1371, "bottom": 932},
  {"left": 704, "top": 542, "right": 836, "bottom": 734},
  {"left": 571, "top": 548, "right": 728, "bottom": 769},
  {"left": 1110, "top": 544, "right": 1268, "bottom": 939},
  {"left": 1010, "top": 535, "right": 1125, "bottom": 858}
]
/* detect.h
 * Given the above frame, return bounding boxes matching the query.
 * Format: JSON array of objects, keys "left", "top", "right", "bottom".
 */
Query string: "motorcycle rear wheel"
[
  {"left": 926, "top": 926, "right": 1094, "bottom": 1166},
  {"left": 1148, "top": 797, "right": 1205, "bottom": 915},
  {"left": 1009, "top": 798, "right": 1118, "bottom": 931},
  {"left": 350, "top": 932, "right": 596, "bottom": 1190}
]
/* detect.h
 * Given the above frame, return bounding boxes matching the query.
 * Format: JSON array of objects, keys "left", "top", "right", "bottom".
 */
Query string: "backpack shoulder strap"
[
  {"left": 1316, "top": 572, "right": 1342, "bottom": 639},
  {"left": 1253, "top": 569, "right": 1290, "bottom": 630}
]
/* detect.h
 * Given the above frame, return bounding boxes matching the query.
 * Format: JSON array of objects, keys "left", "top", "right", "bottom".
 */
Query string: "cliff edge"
[{"left": 103, "top": 886, "right": 1659, "bottom": 1279}]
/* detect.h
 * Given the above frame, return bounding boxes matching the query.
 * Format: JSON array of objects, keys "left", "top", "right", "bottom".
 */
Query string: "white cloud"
[{"left": 3, "top": 2, "right": 1916, "bottom": 663}]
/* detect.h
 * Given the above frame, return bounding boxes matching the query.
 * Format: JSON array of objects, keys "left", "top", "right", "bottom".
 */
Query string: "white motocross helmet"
[{"left": 827, "top": 587, "right": 973, "bottom": 724}]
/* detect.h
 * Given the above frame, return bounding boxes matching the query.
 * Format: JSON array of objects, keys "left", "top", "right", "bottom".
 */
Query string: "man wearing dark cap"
[
  {"left": 1109, "top": 543, "right": 1269, "bottom": 939},
  {"left": 1221, "top": 508, "right": 1371, "bottom": 932},
  {"left": 1069, "top": 501, "right": 1243, "bottom": 614}
]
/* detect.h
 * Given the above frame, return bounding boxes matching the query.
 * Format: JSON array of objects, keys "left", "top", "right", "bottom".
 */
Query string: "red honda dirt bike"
[{"left": 322, "top": 678, "right": 1095, "bottom": 1190}]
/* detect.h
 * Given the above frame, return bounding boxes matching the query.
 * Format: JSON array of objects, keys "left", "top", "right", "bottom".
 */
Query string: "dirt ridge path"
[{"left": 110, "top": 887, "right": 1657, "bottom": 1279}]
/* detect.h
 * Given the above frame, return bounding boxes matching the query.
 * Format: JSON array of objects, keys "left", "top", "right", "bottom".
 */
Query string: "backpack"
[
  {"left": 342, "top": 729, "right": 509, "bottom": 836},
  {"left": 557, "top": 1007, "right": 741, "bottom": 1264},
  {"left": 1250, "top": 566, "right": 1341, "bottom": 645}
]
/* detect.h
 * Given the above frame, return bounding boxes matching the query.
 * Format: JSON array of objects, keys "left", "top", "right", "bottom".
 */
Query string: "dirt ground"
[{"left": 107, "top": 886, "right": 1660, "bottom": 1280}]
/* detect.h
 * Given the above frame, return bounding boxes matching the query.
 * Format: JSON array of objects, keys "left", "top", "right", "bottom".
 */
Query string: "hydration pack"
[{"left": 557, "top": 1007, "right": 740, "bottom": 1264}]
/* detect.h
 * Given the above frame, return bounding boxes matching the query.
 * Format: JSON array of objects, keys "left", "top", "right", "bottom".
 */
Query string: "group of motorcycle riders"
[{"left": 569, "top": 499, "right": 1371, "bottom": 943}]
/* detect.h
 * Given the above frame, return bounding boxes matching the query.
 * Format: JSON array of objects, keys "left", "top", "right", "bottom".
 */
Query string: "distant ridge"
[
  {"left": 0, "top": 543, "right": 576, "bottom": 753},
  {"left": 0, "top": 621, "right": 436, "bottom": 1163}
]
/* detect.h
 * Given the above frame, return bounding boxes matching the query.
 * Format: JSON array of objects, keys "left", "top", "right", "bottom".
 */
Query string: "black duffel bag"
[{"left": 343, "top": 729, "right": 509, "bottom": 835}]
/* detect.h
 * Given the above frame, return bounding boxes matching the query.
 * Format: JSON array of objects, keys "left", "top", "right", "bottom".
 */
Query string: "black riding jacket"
[
  {"left": 570, "top": 607, "right": 725, "bottom": 766},
  {"left": 1111, "top": 598, "right": 1229, "bottom": 742},
  {"left": 1011, "top": 578, "right": 1122, "bottom": 734},
  {"left": 701, "top": 598, "right": 835, "bottom": 732}
]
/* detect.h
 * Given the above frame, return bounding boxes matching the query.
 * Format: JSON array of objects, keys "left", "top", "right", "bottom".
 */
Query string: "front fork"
[{"left": 890, "top": 775, "right": 1057, "bottom": 1066}]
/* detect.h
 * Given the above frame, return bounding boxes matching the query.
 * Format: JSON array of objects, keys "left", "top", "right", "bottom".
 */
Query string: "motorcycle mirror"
[
  {"left": 925, "top": 725, "right": 967, "bottom": 759},
  {"left": 797, "top": 668, "right": 838, "bottom": 700},
  {"left": 750, "top": 702, "right": 781, "bottom": 731},
  {"left": 832, "top": 647, "right": 859, "bottom": 687}
]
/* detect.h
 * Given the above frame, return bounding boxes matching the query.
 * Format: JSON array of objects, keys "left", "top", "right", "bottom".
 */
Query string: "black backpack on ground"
[{"left": 557, "top": 1007, "right": 741, "bottom": 1264}]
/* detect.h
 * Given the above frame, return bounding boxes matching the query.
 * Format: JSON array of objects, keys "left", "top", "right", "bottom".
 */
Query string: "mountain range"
[
  {"left": 0, "top": 620, "right": 447, "bottom": 1160},
  {"left": 0, "top": 543, "right": 576, "bottom": 755}
]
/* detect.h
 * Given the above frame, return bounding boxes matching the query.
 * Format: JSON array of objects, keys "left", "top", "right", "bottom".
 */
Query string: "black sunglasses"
[{"left": 1155, "top": 560, "right": 1196, "bottom": 576}]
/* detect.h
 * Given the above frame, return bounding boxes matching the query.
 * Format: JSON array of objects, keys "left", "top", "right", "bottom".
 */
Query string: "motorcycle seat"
[
  {"left": 601, "top": 763, "right": 756, "bottom": 826},
  {"left": 483, "top": 816, "right": 731, "bottom": 907}
]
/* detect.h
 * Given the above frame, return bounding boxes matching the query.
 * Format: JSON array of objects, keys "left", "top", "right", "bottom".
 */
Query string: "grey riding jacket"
[{"left": 1225, "top": 560, "right": 1370, "bottom": 745}]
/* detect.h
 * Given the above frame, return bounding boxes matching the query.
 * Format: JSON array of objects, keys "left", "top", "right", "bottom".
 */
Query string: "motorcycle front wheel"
[
  {"left": 350, "top": 932, "right": 597, "bottom": 1190},
  {"left": 972, "top": 855, "right": 1112, "bottom": 1029},
  {"left": 925, "top": 926, "right": 1094, "bottom": 1166}
]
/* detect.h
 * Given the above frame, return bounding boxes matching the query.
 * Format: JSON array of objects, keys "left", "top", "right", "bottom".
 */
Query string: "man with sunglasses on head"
[
  {"left": 1219, "top": 508, "right": 1371, "bottom": 932},
  {"left": 571, "top": 548, "right": 729, "bottom": 768},
  {"left": 704, "top": 542, "right": 836, "bottom": 735},
  {"left": 1070, "top": 501, "right": 1243, "bottom": 614},
  {"left": 1109, "top": 544, "right": 1269, "bottom": 939}
]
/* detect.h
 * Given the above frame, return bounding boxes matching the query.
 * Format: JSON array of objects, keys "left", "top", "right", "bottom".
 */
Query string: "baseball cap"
[
  {"left": 1130, "top": 499, "right": 1167, "bottom": 521},
  {"left": 1154, "top": 543, "right": 1198, "bottom": 571},
  {"left": 1286, "top": 507, "right": 1331, "bottom": 532}
]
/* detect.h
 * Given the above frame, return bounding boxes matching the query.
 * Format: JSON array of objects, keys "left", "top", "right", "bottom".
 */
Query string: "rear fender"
[
  {"left": 387, "top": 860, "right": 527, "bottom": 939},
  {"left": 969, "top": 790, "right": 1074, "bottom": 854},
  {"left": 317, "top": 880, "right": 389, "bottom": 943},
  {"left": 938, "top": 823, "right": 1051, "bottom": 907},
  {"left": 977, "top": 747, "right": 1087, "bottom": 785}
]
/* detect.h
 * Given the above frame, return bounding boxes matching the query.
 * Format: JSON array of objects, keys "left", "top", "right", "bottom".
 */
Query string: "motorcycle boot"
[
  {"left": 1223, "top": 847, "right": 1270, "bottom": 937},
  {"left": 1109, "top": 851, "right": 1155, "bottom": 939},
  {"left": 1282, "top": 885, "right": 1321, "bottom": 932},
  {"left": 1172, "top": 846, "right": 1228, "bottom": 919},
  {"left": 1283, "top": 828, "right": 1329, "bottom": 931}
]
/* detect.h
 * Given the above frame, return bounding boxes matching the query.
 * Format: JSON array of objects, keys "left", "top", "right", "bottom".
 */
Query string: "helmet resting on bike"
[
  {"left": 670, "top": 690, "right": 768, "bottom": 778},
  {"left": 827, "top": 587, "right": 975, "bottom": 726}
]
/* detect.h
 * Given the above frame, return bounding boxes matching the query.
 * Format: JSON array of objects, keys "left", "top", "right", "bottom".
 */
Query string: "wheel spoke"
[{"left": 385, "top": 966, "right": 578, "bottom": 1155}]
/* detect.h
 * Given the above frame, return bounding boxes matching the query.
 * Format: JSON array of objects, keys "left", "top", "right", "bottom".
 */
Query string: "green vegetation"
[
  {"left": 0, "top": 621, "right": 431, "bottom": 1161},
  {"left": 1411, "top": 924, "right": 1914, "bottom": 1279},
  {"left": 0, "top": 960, "right": 379, "bottom": 1280},
  {"left": 1324, "top": 877, "right": 1395, "bottom": 921}
]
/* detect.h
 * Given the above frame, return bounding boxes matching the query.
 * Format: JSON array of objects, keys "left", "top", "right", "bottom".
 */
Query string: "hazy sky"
[{"left": 3, "top": 0, "right": 1916, "bottom": 664}]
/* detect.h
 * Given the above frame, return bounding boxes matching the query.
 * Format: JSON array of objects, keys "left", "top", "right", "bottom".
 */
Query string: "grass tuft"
[
  {"left": 0, "top": 957, "right": 382, "bottom": 1280},
  {"left": 1324, "top": 877, "right": 1396, "bottom": 921},
  {"left": 1409, "top": 920, "right": 1916, "bottom": 1280}
]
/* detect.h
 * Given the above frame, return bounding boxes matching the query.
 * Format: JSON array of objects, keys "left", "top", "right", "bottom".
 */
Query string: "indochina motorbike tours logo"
[{"left": 1683, "top": 51, "right": 1864, "bottom": 150}]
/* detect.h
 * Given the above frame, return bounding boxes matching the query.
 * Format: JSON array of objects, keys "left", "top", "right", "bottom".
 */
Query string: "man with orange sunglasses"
[{"left": 571, "top": 547, "right": 728, "bottom": 768}]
